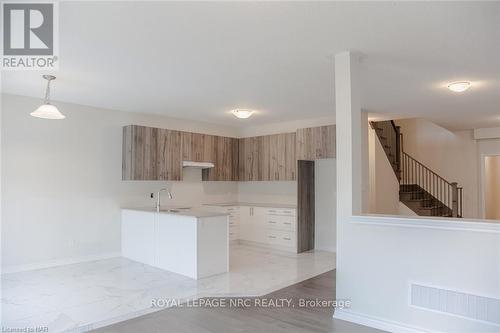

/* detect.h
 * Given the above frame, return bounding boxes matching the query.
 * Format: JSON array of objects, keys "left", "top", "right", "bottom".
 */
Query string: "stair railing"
[
  {"left": 401, "top": 152, "right": 463, "bottom": 218},
  {"left": 371, "top": 119, "right": 463, "bottom": 218},
  {"left": 370, "top": 120, "right": 402, "bottom": 180}
]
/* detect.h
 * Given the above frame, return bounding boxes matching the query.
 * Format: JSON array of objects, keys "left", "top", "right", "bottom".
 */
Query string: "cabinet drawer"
[
  {"left": 266, "top": 208, "right": 296, "bottom": 216},
  {"left": 266, "top": 230, "right": 295, "bottom": 247},
  {"left": 229, "top": 217, "right": 238, "bottom": 226},
  {"left": 266, "top": 215, "right": 296, "bottom": 231},
  {"left": 226, "top": 207, "right": 239, "bottom": 212}
]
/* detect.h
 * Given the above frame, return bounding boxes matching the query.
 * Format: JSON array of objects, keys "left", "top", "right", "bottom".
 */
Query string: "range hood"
[{"left": 182, "top": 161, "right": 215, "bottom": 169}]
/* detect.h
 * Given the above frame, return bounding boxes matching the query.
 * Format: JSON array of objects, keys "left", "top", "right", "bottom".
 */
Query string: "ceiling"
[{"left": 2, "top": 1, "right": 499, "bottom": 130}]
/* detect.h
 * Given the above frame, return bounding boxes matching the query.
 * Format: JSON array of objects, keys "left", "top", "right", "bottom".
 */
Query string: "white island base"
[{"left": 121, "top": 208, "right": 229, "bottom": 279}]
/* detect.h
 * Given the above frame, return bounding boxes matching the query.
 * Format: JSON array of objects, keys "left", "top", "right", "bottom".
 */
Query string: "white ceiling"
[{"left": 2, "top": 1, "right": 499, "bottom": 130}]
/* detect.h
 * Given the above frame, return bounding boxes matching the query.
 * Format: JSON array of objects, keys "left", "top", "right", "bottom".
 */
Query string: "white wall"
[
  {"left": 0, "top": 75, "right": 3, "bottom": 324},
  {"left": 1, "top": 94, "right": 239, "bottom": 272},
  {"left": 237, "top": 181, "right": 296, "bottom": 205},
  {"left": 334, "top": 53, "right": 500, "bottom": 333},
  {"left": 239, "top": 115, "right": 335, "bottom": 137},
  {"left": 396, "top": 118, "right": 479, "bottom": 218},
  {"left": 314, "top": 159, "right": 336, "bottom": 252}
]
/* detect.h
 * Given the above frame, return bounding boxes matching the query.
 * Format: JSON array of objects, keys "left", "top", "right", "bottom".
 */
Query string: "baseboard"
[
  {"left": 333, "top": 308, "right": 435, "bottom": 333},
  {"left": 2, "top": 252, "right": 121, "bottom": 274}
]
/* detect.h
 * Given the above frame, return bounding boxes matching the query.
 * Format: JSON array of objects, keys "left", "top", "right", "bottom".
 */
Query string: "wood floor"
[{"left": 93, "top": 270, "right": 386, "bottom": 333}]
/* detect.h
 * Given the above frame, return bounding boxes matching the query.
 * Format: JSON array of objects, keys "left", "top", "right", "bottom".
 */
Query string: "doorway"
[{"left": 483, "top": 155, "right": 500, "bottom": 220}]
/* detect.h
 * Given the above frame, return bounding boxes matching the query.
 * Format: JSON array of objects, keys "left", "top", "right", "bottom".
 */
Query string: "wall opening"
[{"left": 483, "top": 155, "right": 500, "bottom": 220}]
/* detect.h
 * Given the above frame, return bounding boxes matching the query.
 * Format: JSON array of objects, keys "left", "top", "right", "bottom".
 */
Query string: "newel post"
[{"left": 451, "top": 182, "right": 458, "bottom": 218}]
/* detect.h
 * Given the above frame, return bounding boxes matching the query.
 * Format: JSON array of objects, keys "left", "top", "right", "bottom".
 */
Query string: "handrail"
[
  {"left": 402, "top": 152, "right": 452, "bottom": 186},
  {"left": 390, "top": 120, "right": 398, "bottom": 132}
]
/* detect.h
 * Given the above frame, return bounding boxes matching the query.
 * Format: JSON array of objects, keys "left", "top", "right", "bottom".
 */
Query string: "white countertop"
[
  {"left": 122, "top": 207, "right": 229, "bottom": 218},
  {"left": 203, "top": 202, "right": 297, "bottom": 209}
]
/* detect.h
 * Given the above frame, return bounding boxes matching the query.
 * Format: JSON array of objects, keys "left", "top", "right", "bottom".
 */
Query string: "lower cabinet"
[
  {"left": 227, "top": 206, "right": 240, "bottom": 241},
  {"left": 240, "top": 206, "right": 297, "bottom": 252},
  {"left": 204, "top": 204, "right": 298, "bottom": 252}
]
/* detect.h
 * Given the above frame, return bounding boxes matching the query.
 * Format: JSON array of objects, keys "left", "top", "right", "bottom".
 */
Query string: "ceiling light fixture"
[
  {"left": 447, "top": 81, "right": 471, "bottom": 93},
  {"left": 231, "top": 109, "right": 255, "bottom": 119},
  {"left": 31, "top": 75, "right": 65, "bottom": 120}
]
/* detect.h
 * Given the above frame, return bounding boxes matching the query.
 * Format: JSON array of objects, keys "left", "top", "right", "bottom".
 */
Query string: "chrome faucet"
[{"left": 156, "top": 188, "right": 173, "bottom": 212}]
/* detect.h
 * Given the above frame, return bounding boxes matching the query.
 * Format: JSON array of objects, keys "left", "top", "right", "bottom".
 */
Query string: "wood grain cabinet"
[
  {"left": 203, "top": 136, "right": 239, "bottom": 181},
  {"left": 239, "top": 136, "right": 261, "bottom": 181},
  {"left": 268, "top": 133, "right": 296, "bottom": 181},
  {"left": 123, "top": 124, "right": 333, "bottom": 182},
  {"left": 157, "top": 128, "right": 182, "bottom": 180},
  {"left": 296, "top": 125, "right": 336, "bottom": 160},
  {"left": 239, "top": 133, "right": 296, "bottom": 181},
  {"left": 181, "top": 132, "right": 216, "bottom": 163},
  {"left": 122, "top": 125, "right": 182, "bottom": 181}
]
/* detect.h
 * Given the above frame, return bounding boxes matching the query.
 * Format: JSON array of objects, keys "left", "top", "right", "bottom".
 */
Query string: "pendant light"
[{"left": 31, "top": 75, "right": 65, "bottom": 120}]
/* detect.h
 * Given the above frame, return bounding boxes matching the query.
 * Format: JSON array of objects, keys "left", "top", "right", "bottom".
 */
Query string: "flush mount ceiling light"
[
  {"left": 447, "top": 81, "right": 471, "bottom": 93},
  {"left": 31, "top": 75, "right": 65, "bottom": 120},
  {"left": 231, "top": 109, "right": 255, "bottom": 119}
]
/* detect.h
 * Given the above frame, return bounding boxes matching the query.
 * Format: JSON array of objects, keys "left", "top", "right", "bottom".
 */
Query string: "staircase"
[{"left": 371, "top": 120, "right": 463, "bottom": 218}]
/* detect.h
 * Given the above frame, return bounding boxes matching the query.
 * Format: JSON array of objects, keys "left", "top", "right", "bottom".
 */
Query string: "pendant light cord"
[{"left": 44, "top": 78, "right": 52, "bottom": 105}]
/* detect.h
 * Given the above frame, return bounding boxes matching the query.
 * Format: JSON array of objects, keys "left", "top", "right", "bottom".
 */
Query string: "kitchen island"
[{"left": 121, "top": 208, "right": 229, "bottom": 279}]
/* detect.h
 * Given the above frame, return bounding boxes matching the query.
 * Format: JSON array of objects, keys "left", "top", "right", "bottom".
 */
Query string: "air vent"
[{"left": 410, "top": 284, "right": 500, "bottom": 326}]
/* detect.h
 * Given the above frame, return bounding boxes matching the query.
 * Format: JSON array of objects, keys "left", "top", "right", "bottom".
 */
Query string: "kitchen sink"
[
  {"left": 160, "top": 207, "right": 191, "bottom": 213},
  {"left": 164, "top": 209, "right": 181, "bottom": 213}
]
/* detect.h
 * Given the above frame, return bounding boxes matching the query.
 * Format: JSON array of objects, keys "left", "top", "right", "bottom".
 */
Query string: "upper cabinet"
[
  {"left": 123, "top": 125, "right": 182, "bottom": 181},
  {"left": 239, "top": 136, "right": 261, "bottom": 181},
  {"left": 239, "top": 133, "right": 296, "bottom": 181},
  {"left": 181, "top": 132, "right": 216, "bottom": 163},
  {"left": 122, "top": 124, "right": 333, "bottom": 182},
  {"left": 203, "top": 136, "right": 239, "bottom": 181},
  {"left": 268, "top": 133, "right": 296, "bottom": 181},
  {"left": 296, "top": 125, "right": 336, "bottom": 160},
  {"left": 157, "top": 128, "right": 182, "bottom": 180}
]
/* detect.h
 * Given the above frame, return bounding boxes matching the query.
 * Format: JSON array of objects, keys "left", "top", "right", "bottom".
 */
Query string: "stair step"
[{"left": 419, "top": 206, "right": 444, "bottom": 210}]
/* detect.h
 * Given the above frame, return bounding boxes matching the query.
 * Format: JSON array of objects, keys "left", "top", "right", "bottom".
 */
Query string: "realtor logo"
[{"left": 1, "top": 1, "right": 59, "bottom": 70}]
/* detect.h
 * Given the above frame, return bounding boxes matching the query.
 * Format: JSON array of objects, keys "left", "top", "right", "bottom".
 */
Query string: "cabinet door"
[
  {"left": 182, "top": 132, "right": 202, "bottom": 162},
  {"left": 284, "top": 132, "right": 296, "bottom": 180},
  {"left": 238, "top": 206, "right": 252, "bottom": 241},
  {"left": 258, "top": 135, "right": 270, "bottom": 181},
  {"left": 123, "top": 125, "right": 183, "bottom": 181},
  {"left": 269, "top": 134, "right": 286, "bottom": 180},
  {"left": 122, "top": 125, "right": 158, "bottom": 180},
  {"left": 203, "top": 136, "right": 239, "bottom": 181},
  {"left": 239, "top": 137, "right": 260, "bottom": 181},
  {"left": 296, "top": 125, "right": 335, "bottom": 160},
  {"left": 238, "top": 206, "right": 265, "bottom": 242},
  {"left": 121, "top": 210, "right": 156, "bottom": 266},
  {"left": 182, "top": 132, "right": 216, "bottom": 162},
  {"left": 268, "top": 133, "right": 295, "bottom": 181},
  {"left": 251, "top": 207, "right": 267, "bottom": 243},
  {"left": 157, "top": 129, "right": 182, "bottom": 180}
]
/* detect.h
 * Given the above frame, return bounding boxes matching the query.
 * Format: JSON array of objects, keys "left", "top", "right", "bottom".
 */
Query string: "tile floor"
[{"left": 2, "top": 244, "right": 335, "bottom": 332}]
